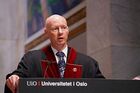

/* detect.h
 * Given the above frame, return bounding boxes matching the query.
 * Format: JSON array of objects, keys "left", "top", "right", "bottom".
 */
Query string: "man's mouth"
[{"left": 58, "top": 37, "right": 63, "bottom": 39}]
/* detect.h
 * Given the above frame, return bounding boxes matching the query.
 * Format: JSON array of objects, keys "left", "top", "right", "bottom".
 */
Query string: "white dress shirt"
[{"left": 51, "top": 45, "right": 68, "bottom": 64}]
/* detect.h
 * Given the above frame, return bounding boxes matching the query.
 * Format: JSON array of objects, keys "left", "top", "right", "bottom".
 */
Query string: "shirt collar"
[{"left": 51, "top": 45, "right": 68, "bottom": 57}]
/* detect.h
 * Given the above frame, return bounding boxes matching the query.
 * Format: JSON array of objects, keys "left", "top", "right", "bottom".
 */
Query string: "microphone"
[{"left": 42, "top": 60, "right": 56, "bottom": 78}]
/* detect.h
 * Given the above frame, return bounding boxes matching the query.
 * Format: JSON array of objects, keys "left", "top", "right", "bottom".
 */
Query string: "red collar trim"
[{"left": 67, "top": 47, "right": 77, "bottom": 64}]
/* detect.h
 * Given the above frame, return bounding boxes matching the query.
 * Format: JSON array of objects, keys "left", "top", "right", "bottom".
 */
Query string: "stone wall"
[
  {"left": 87, "top": 0, "right": 140, "bottom": 79},
  {"left": 0, "top": 0, "right": 26, "bottom": 92}
]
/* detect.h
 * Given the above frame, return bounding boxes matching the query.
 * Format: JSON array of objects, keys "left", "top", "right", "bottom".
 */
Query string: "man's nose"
[{"left": 58, "top": 27, "right": 63, "bottom": 33}]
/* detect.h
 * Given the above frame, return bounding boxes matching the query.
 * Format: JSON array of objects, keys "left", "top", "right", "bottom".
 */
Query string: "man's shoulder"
[
  {"left": 76, "top": 52, "right": 97, "bottom": 63},
  {"left": 24, "top": 49, "right": 45, "bottom": 58},
  {"left": 77, "top": 52, "right": 93, "bottom": 59},
  {"left": 25, "top": 50, "right": 43, "bottom": 55}
]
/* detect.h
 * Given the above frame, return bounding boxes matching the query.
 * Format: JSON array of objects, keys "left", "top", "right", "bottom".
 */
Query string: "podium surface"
[{"left": 17, "top": 78, "right": 140, "bottom": 93}]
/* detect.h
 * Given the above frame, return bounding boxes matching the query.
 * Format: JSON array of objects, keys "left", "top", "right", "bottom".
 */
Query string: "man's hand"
[{"left": 6, "top": 75, "right": 19, "bottom": 93}]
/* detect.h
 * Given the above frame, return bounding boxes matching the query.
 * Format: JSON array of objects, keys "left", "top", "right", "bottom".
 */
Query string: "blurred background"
[{"left": 1, "top": 0, "right": 140, "bottom": 92}]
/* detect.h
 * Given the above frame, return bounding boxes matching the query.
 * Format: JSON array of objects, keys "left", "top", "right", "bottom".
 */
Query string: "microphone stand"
[{"left": 42, "top": 60, "right": 56, "bottom": 78}]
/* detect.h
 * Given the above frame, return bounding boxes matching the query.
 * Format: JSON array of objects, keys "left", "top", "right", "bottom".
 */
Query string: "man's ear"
[
  {"left": 44, "top": 28, "right": 49, "bottom": 37},
  {"left": 44, "top": 28, "right": 47, "bottom": 33}
]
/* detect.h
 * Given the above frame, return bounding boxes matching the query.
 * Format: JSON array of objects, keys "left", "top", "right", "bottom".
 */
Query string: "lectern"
[{"left": 17, "top": 78, "right": 140, "bottom": 93}]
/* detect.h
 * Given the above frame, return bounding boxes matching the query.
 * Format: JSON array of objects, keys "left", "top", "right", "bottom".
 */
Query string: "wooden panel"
[
  {"left": 68, "top": 23, "right": 86, "bottom": 40},
  {"left": 67, "top": 7, "right": 86, "bottom": 26}
]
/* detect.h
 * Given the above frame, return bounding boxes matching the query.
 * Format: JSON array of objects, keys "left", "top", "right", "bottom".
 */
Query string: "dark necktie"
[{"left": 56, "top": 52, "right": 66, "bottom": 78}]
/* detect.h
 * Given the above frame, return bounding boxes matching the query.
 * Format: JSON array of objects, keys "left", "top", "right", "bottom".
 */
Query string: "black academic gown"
[{"left": 5, "top": 46, "right": 105, "bottom": 93}]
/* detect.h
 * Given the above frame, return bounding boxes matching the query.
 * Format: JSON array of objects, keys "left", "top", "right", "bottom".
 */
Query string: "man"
[{"left": 5, "top": 14, "right": 105, "bottom": 93}]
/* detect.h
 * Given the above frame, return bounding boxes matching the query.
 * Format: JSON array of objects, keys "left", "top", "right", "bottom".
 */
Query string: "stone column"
[
  {"left": 87, "top": 0, "right": 140, "bottom": 79},
  {"left": 111, "top": 0, "right": 140, "bottom": 79},
  {"left": 0, "top": 0, "right": 26, "bottom": 92},
  {"left": 87, "top": 0, "right": 112, "bottom": 78}
]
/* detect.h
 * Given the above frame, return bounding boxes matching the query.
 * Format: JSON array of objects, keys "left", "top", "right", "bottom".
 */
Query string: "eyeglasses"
[{"left": 50, "top": 25, "right": 68, "bottom": 32}]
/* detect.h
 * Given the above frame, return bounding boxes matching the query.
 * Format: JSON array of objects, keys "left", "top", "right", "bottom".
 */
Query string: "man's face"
[{"left": 45, "top": 16, "right": 69, "bottom": 49}]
